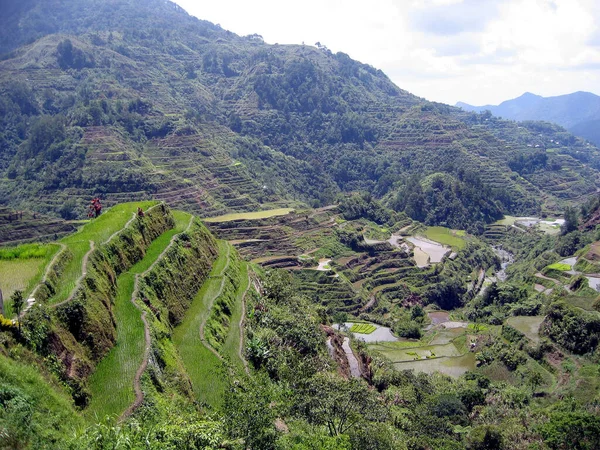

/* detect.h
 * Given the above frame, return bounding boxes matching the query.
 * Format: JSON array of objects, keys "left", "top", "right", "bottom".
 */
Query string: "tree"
[
  {"left": 294, "top": 373, "right": 385, "bottom": 437},
  {"left": 11, "top": 290, "right": 24, "bottom": 334},
  {"left": 561, "top": 206, "right": 578, "bottom": 235},
  {"left": 539, "top": 411, "right": 600, "bottom": 450}
]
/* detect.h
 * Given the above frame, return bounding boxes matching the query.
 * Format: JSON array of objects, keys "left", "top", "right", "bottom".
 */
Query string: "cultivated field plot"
[
  {"left": 406, "top": 236, "right": 451, "bottom": 266},
  {"left": 0, "top": 259, "right": 47, "bottom": 304},
  {"left": 202, "top": 208, "right": 294, "bottom": 223},
  {"left": 173, "top": 240, "right": 232, "bottom": 408},
  {"left": 0, "top": 243, "right": 61, "bottom": 314},
  {"left": 349, "top": 323, "right": 377, "bottom": 334},
  {"left": 423, "top": 226, "right": 466, "bottom": 250},
  {"left": 506, "top": 316, "right": 544, "bottom": 344}
]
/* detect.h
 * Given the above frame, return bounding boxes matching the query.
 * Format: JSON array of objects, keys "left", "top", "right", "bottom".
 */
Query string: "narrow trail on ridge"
[{"left": 21, "top": 243, "right": 68, "bottom": 315}]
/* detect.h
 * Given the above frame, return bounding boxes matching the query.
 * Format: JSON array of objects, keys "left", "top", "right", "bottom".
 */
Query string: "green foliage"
[
  {"left": 0, "top": 354, "right": 83, "bottom": 449},
  {"left": 542, "top": 302, "right": 600, "bottom": 354},
  {"left": 539, "top": 411, "right": 600, "bottom": 450},
  {"left": 294, "top": 373, "right": 385, "bottom": 437},
  {"left": 339, "top": 193, "right": 395, "bottom": 225},
  {"left": 466, "top": 425, "right": 503, "bottom": 450},
  {"left": 224, "top": 372, "right": 279, "bottom": 450},
  {"left": 561, "top": 206, "right": 579, "bottom": 235}
]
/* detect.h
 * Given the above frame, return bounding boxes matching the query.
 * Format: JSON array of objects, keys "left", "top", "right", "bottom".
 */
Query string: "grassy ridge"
[
  {"left": 0, "top": 354, "right": 84, "bottom": 448},
  {"left": 173, "top": 240, "right": 231, "bottom": 409},
  {"left": 49, "top": 202, "right": 157, "bottom": 305},
  {"left": 85, "top": 211, "right": 190, "bottom": 421}
]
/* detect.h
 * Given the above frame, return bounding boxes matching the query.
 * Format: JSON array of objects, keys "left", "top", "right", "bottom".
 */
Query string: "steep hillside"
[
  {"left": 457, "top": 91, "right": 600, "bottom": 146},
  {"left": 1, "top": 0, "right": 599, "bottom": 227}
]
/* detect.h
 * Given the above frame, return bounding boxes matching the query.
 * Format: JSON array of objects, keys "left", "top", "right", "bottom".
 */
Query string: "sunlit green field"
[
  {"left": 173, "top": 241, "right": 231, "bottom": 408},
  {"left": 0, "top": 243, "right": 62, "bottom": 316},
  {"left": 202, "top": 208, "right": 294, "bottom": 222},
  {"left": 221, "top": 262, "right": 250, "bottom": 372},
  {"left": 424, "top": 226, "right": 466, "bottom": 250}
]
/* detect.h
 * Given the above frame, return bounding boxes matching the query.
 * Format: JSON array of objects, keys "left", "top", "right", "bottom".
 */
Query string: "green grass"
[
  {"left": 221, "top": 262, "right": 250, "bottom": 371},
  {"left": 85, "top": 273, "right": 141, "bottom": 421},
  {"left": 49, "top": 202, "right": 157, "bottom": 305},
  {"left": 423, "top": 226, "right": 466, "bottom": 250},
  {"left": 85, "top": 211, "right": 189, "bottom": 421},
  {"left": 547, "top": 262, "right": 571, "bottom": 271},
  {"left": 0, "top": 354, "right": 84, "bottom": 447},
  {"left": 202, "top": 208, "right": 294, "bottom": 222},
  {"left": 0, "top": 243, "right": 62, "bottom": 315},
  {"left": 0, "top": 243, "right": 54, "bottom": 260},
  {"left": 0, "top": 259, "right": 47, "bottom": 316},
  {"left": 173, "top": 240, "right": 231, "bottom": 409},
  {"left": 350, "top": 323, "right": 377, "bottom": 334}
]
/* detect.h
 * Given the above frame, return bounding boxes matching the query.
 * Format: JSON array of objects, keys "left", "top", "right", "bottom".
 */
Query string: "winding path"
[
  {"left": 119, "top": 215, "right": 194, "bottom": 421},
  {"left": 22, "top": 243, "right": 68, "bottom": 315},
  {"left": 342, "top": 337, "right": 361, "bottom": 378},
  {"left": 104, "top": 213, "right": 137, "bottom": 245}
]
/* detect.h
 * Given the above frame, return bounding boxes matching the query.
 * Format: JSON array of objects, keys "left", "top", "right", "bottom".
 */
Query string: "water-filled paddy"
[
  {"left": 506, "top": 316, "right": 544, "bottom": 343},
  {"left": 335, "top": 322, "right": 398, "bottom": 342},
  {"left": 393, "top": 353, "right": 477, "bottom": 377},
  {"left": 406, "top": 237, "right": 450, "bottom": 265}
]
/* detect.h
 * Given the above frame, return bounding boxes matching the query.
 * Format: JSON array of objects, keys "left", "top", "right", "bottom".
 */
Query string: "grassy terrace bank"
[
  {"left": 85, "top": 211, "right": 191, "bottom": 421},
  {"left": 173, "top": 240, "right": 241, "bottom": 408}
]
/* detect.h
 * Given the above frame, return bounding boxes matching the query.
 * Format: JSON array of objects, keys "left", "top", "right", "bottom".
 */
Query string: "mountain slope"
[
  {"left": 0, "top": 0, "right": 599, "bottom": 227},
  {"left": 457, "top": 91, "right": 600, "bottom": 146}
]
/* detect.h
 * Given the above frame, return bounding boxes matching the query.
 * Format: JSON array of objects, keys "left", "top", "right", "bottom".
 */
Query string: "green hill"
[{"left": 0, "top": 0, "right": 599, "bottom": 228}]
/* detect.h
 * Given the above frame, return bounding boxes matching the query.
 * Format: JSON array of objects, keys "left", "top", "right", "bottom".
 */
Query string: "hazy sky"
[{"left": 171, "top": 0, "right": 600, "bottom": 106}]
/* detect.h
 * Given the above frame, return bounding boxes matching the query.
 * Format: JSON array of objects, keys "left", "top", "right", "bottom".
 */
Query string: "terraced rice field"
[
  {"left": 406, "top": 237, "right": 450, "bottom": 266},
  {"left": 349, "top": 323, "right": 377, "bottom": 334},
  {"left": 221, "top": 262, "right": 250, "bottom": 372},
  {"left": 0, "top": 259, "right": 47, "bottom": 312},
  {"left": 506, "top": 316, "right": 544, "bottom": 344},
  {"left": 49, "top": 202, "right": 157, "bottom": 305},
  {"left": 424, "top": 227, "right": 466, "bottom": 250},
  {"left": 0, "top": 243, "right": 62, "bottom": 314},
  {"left": 173, "top": 241, "right": 231, "bottom": 408},
  {"left": 202, "top": 208, "right": 294, "bottom": 222},
  {"left": 85, "top": 211, "right": 190, "bottom": 420}
]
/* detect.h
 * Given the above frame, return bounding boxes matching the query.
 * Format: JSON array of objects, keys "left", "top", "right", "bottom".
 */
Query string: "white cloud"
[{"left": 172, "top": 0, "right": 600, "bottom": 105}]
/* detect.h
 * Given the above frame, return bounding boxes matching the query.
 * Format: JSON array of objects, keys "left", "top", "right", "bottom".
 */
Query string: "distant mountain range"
[{"left": 457, "top": 91, "right": 600, "bottom": 146}]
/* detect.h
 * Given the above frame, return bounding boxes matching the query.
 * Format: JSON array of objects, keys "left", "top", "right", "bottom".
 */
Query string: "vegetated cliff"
[{"left": 1, "top": 0, "right": 599, "bottom": 227}]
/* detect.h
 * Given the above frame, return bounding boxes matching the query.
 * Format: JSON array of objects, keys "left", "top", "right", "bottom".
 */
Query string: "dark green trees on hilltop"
[{"left": 0, "top": 0, "right": 599, "bottom": 223}]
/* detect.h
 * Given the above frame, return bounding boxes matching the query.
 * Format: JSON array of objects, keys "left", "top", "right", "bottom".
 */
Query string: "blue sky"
[{"left": 172, "top": 0, "right": 600, "bottom": 106}]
